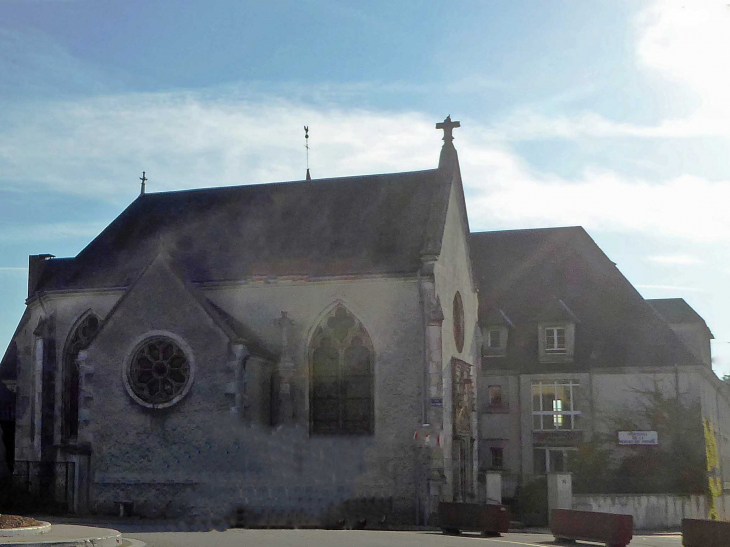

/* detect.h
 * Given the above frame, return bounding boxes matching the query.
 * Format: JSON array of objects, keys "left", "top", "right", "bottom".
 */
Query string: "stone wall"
[{"left": 81, "top": 257, "right": 427, "bottom": 520}]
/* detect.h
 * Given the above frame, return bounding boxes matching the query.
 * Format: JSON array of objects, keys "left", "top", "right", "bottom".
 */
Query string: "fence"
[{"left": 13, "top": 460, "right": 75, "bottom": 512}]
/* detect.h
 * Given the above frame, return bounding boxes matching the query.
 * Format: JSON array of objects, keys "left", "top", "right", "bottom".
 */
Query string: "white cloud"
[
  {"left": 1, "top": 91, "right": 729, "bottom": 243},
  {"left": 645, "top": 255, "right": 704, "bottom": 265},
  {"left": 460, "top": 147, "right": 730, "bottom": 242},
  {"left": 635, "top": 284, "right": 706, "bottom": 293},
  {"left": 483, "top": 2, "right": 730, "bottom": 142},
  {"left": 637, "top": 1, "right": 730, "bottom": 115}
]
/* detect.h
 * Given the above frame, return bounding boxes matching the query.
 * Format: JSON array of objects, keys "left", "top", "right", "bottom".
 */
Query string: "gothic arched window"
[
  {"left": 310, "top": 305, "right": 374, "bottom": 435},
  {"left": 63, "top": 313, "right": 100, "bottom": 440}
]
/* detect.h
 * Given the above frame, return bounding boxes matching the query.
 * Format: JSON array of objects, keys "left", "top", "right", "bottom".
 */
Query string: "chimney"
[{"left": 28, "top": 254, "right": 55, "bottom": 298}]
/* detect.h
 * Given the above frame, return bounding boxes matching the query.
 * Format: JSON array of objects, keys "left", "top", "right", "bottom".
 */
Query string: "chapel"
[{"left": 0, "top": 117, "right": 479, "bottom": 523}]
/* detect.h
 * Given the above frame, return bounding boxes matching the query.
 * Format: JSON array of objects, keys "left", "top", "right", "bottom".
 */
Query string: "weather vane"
[{"left": 304, "top": 126, "right": 311, "bottom": 181}]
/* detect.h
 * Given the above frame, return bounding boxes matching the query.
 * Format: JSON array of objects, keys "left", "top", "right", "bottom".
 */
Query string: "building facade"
[
  {"left": 0, "top": 118, "right": 480, "bottom": 522},
  {"left": 1, "top": 118, "right": 726, "bottom": 522},
  {"left": 472, "top": 227, "right": 730, "bottom": 499}
]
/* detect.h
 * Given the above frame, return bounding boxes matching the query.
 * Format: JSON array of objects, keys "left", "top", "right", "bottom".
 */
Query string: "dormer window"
[
  {"left": 535, "top": 299, "right": 578, "bottom": 364},
  {"left": 482, "top": 308, "right": 513, "bottom": 358},
  {"left": 487, "top": 329, "right": 501, "bottom": 349},
  {"left": 484, "top": 326, "right": 508, "bottom": 357},
  {"left": 538, "top": 323, "right": 575, "bottom": 363}
]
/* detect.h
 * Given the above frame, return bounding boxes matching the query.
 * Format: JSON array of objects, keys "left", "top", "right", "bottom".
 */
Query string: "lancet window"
[
  {"left": 62, "top": 313, "right": 100, "bottom": 440},
  {"left": 310, "top": 305, "right": 374, "bottom": 435}
]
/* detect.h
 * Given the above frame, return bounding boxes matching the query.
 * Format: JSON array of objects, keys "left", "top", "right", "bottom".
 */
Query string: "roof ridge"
[{"left": 140, "top": 168, "right": 441, "bottom": 198}]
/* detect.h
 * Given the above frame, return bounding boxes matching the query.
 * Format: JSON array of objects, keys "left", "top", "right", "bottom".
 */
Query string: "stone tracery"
[
  {"left": 127, "top": 337, "right": 191, "bottom": 406},
  {"left": 310, "top": 305, "right": 374, "bottom": 435}
]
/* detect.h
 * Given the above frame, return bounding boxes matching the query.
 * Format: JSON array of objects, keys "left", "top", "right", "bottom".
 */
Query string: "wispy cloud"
[
  {"left": 646, "top": 254, "right": 704, "bottom": 265},
  {"left": 0, "top": 222, "right": 106, "bottom": 241},
  {"left": 635, "top": 284, "right": 706, "bottom": 293},
  {"left": 487, "top": 109, "right": 730, "bottom": 141},
  {"left": 0, "top": 267, "right": 27, "bottom": 272},
  {"left": 1, "top": 90, "right": 729, "bottom": 243}
]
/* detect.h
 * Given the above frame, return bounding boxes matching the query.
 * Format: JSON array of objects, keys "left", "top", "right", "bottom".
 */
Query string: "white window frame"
[
  {"left": 538, "top": 323, "right": 575, "bottom": 363},
  {"left": 531, "top": 380, "right": 581, "bottom": 431},
  {"left": 544, "top": 327, "right": 566, "bottom": 354}
]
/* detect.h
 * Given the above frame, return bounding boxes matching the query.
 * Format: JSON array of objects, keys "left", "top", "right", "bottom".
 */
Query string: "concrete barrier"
[{"left": 550, "top": 509, "right": 633, "bottom": 547}]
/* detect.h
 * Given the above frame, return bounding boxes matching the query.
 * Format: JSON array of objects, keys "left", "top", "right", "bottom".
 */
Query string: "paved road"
[{"left": 118, "top": 528, "right": 684, "bottom": 547}]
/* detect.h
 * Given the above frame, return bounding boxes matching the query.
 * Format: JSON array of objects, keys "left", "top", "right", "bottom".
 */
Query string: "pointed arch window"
[
  {"left": 310, "top": 305, "right": 374, "bottom": 435},
  {"left": 62, "top": 313, "right": 100, "bottom": 441}
]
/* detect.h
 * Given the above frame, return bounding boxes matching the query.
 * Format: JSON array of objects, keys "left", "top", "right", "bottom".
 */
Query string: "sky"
[{"left": 0, "top": 0, "right": 729, "bottom": 376}]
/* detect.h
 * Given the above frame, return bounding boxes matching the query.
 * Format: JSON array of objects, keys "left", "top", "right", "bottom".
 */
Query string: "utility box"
[
  {"left": 547, "top": 472, "right": 572, "bottom": 514},
  {"left": 486, "top": 471, "right": 502, "bottom": 505}
]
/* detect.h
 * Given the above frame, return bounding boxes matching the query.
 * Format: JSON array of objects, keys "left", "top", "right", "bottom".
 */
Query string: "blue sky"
[{"left": 1, "top": 0, "right": 729, "bottom": 375}]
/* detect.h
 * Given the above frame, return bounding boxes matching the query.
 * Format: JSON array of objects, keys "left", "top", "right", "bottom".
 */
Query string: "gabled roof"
[
  {"left": 649, "top": 298, "right": 714, "bottom": 338},
  {"left": 34, "top": 168, "right": 451, "bottom": 292},
  {"left": 470, "top": 226, "right": 702, "bottom": 369},
  {"left": 86, "top": 252, "right": 275, "bottom": 360}
]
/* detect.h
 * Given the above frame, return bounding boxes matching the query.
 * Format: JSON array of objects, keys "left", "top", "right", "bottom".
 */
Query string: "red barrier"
[
  {"left": 682, "top": 518, "right": 730, "bottom": 547},
  {"left": 438, "top": 502, "right": 510, "bottom": 536},
  {"left": 550, "top": 509, "right": 633, "bottom": 547}
]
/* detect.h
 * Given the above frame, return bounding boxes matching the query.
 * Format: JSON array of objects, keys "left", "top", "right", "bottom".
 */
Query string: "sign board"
[
  {"left": 430, "top": 397, "right": 443, "bottom": 407},
  {"left": 618, "top": 431, "right": 658, "bottom": 446}
]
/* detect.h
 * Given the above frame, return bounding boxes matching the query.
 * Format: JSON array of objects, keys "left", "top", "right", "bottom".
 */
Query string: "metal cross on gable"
[
  {"left": 436, "top": 115, "right": 460, "bottom": 143},
  {"left": 139, "top": 171, "right": 147, "bottom": 195}
]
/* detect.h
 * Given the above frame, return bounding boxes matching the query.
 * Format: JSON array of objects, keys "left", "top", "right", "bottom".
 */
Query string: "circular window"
[
  {"left": 125, "top": 336, "right": 193, "bottom": 408},
  {"left": 453, "top": 292, "right": 465, "bottom": 353}
]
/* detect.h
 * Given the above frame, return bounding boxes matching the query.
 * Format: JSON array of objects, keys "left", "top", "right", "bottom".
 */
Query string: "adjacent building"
[{"left": 472, "top": 227, "right": 729, "bottom": 498}]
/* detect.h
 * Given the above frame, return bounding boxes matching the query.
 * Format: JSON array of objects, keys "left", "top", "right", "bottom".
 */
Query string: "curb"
[{"left": 0, "top": 521, "right": 52, "bottom": 537}]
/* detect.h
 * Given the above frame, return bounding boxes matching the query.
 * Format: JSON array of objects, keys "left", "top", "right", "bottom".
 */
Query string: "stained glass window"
[{"left": 310, "top": 306, "right": 374, "bottom": 435}]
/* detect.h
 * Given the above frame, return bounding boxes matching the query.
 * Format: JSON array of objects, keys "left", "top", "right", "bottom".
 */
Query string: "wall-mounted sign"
[
  {"left": 430, "top": 397, "right": 443, "bottom": 407},
  {"left": 618, "top": 431, "right": 658, "bottom": 446}
]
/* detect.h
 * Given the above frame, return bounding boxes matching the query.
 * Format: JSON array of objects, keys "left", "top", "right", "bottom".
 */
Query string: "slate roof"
[
  {"left": 649, "top": 298, "right": 714, "bottom": 337},
  {"left": 470, "top": 227, "right": 702, "bottom": 371},
  {"left": 35, "top": 169, "right": 448, "bottom": 292}
]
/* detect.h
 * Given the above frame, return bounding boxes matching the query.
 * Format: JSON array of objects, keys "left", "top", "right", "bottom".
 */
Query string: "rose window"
[{"left": 128, "top": 337, "right": 191, "bottom": 406}]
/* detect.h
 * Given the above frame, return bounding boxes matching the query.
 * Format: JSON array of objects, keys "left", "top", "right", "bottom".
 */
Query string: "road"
[{"left": 117, "top": 528, "right": 684, "bottom": 547}]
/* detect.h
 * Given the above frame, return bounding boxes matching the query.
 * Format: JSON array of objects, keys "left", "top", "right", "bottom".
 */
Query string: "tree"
[{"left": 572, "top": 383, "right": 706, "bottom": 495}]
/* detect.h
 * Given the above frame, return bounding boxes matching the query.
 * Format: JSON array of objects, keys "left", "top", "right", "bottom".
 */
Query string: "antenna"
[{"left": 304, "top": 126, "right": 311, "bottom": 181}]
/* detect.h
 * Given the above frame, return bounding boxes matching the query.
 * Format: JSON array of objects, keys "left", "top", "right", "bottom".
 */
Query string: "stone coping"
[{"left": 0, "top": 521, "right": 51, "bottom": 537}]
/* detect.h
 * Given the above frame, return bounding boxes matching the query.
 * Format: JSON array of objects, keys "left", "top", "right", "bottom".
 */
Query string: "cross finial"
[
  {"left": 436, "top": 115, "right": 460, "bottom": 144},
  {"left": 139, "top": 171, "right": 147, "bottom": 195}
]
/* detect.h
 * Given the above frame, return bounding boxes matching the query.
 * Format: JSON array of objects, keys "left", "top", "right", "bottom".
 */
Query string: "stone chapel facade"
[{"left": 1, "top": 118, "right": 479, "bottom": 522}]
